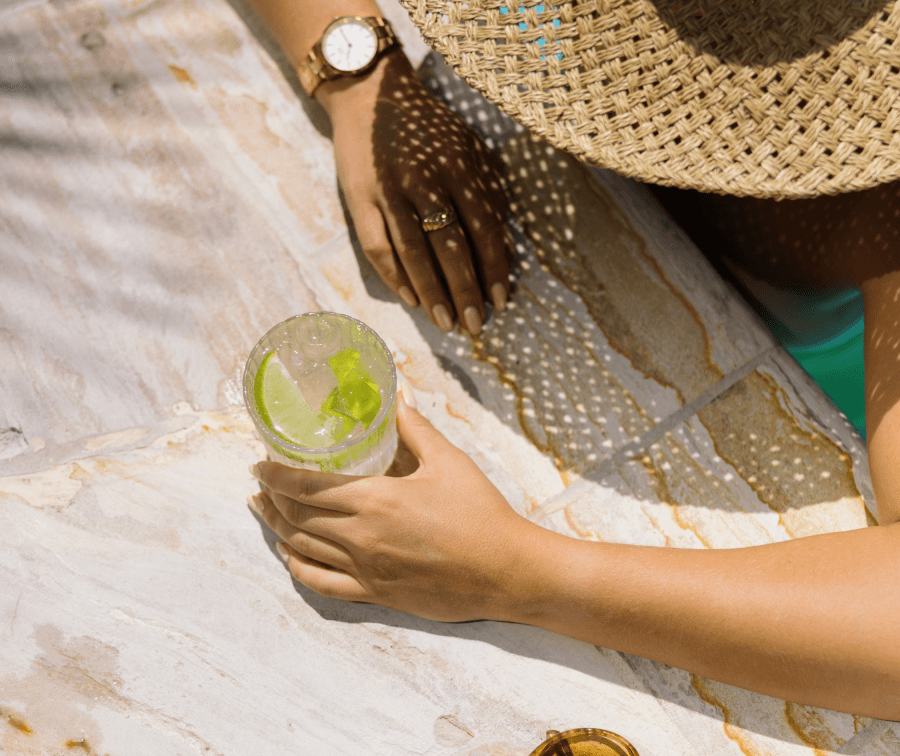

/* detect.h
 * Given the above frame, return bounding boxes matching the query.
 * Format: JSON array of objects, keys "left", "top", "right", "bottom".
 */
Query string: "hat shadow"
[{"left": 649, "top": 0, "right": 892, "bottom": 66}]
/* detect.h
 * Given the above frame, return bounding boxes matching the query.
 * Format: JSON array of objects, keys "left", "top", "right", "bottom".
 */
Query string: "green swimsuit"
[
  {"left": 648, "top": 184, "right": 878, "bottom": 441},
  {"left": 730, "top": 265, "right": 866, "bottom": 438}
]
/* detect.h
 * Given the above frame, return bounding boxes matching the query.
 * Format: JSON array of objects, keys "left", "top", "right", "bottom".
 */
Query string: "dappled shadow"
[
  {"left": 383, "top": 57, "right": 876, "bottom": 524},
  {"left": 357, "top": 55, "right": 702, "bottom": 474},
  {"left": 651, "top": 179, "right": 900, "bottom": 444}
]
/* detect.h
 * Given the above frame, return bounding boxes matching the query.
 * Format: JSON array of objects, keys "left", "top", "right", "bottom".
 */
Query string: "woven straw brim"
[{"left": 400, "top": 0, "right": 900, "bottom": 198}]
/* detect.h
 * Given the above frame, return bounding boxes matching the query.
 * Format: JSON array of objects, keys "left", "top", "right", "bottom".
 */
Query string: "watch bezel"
[
  {"left": 320, "top": 16, "right": 380, "bottom": 74},
  {"left": 297, "top": 16, "right": 399, "bottom": 97}
]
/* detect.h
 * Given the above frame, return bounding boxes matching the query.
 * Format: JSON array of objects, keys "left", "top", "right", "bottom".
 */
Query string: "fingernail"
[
  {"left": 432, "top": 304, "right": 453, "bottom": 332},
  {"left": 247, "top": 494, "right": 264, "bottom": 515},
  {"left": 491, "top": 283, "right": 507, "bottom": 312},
  {"left": 399, "top": 380, "right": 418, "bottom": 410},
  {"left": 276, "top": 542, "right": 290, "bottom": 562},
  {"left": 248, "top": 463, "right": 261, "bottom": 479},
  {"left": 463, "top": 306, "right": 482, "bottom": 336},
  {"left": 398, "top": 286, "right": 417, "bottom": 308}
]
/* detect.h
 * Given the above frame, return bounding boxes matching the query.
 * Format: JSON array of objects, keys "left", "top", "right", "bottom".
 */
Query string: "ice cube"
[
  {"left": 325, "top": 349, "right": 382, "bottom": 428},
  {"left": 280, "top": 356, "right": 335, "bottom": 411}
]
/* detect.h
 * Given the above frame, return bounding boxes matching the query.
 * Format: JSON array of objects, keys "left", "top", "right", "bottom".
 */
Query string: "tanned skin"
[{"left": 244, "top": 0, "right": 900, "bottom": 720}]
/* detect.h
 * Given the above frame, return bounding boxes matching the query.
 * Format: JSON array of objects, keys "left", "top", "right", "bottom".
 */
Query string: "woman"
[{"left": 244, "top": 0, "right": 900, "bottom": 719}]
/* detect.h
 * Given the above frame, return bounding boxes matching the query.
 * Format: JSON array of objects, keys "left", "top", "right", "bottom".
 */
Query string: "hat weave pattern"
[{"left": 400, "top": 0, "right": 900, "bottom": 198}]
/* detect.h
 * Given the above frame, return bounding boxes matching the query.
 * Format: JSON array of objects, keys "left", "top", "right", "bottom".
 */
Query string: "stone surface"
[
  {"left": 0, "top": 0, "right": 893, "bottom": 754},
  {"left": 530, "top": 350, "right": 876, "bottom": 755},
  {"left": 0, "top": 408, "right": 694, "bottom": 756}
]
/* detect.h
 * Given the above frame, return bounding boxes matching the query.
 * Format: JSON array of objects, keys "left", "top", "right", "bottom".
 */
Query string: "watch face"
[{"left": 322, "top": 20, "right": 379, "bottom": 72}]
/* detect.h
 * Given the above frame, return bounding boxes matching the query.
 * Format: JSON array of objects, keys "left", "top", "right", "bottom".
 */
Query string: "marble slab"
[
  {"left": 0, "top": 406, "right": 697, "bottom": 756},
  {"left": 416, "top": 57, "right": 777, "bottom": 482},
  {"left": 0, "top": 0, "right": 894, "bottom": 753},
  {"left": 530, "top": 347, "right": 878, "bottom": 755}
]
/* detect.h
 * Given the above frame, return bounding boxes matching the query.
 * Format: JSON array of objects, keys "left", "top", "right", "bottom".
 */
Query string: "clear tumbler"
[{"left": 243, "top": 312, "right": 397, "bottom": 475}]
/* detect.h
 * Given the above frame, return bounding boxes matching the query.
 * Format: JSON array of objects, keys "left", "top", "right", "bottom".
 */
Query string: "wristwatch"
[{"left": 298, "top": 16, "right": 400, "bottom": 97}]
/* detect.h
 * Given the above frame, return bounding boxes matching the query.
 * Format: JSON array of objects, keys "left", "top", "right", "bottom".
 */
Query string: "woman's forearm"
[
  {"left": 510, "top": 521, "right": 900, "bottom": 719},
  {"left": 241, "top": 0, "right": 406, "bottom": 121},
  {"left": 244, "top": 0, "right": 382, "bottom": 71}
]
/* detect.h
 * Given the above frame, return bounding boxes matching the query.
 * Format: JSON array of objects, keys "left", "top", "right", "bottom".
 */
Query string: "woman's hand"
[
  {"left": 248, "top": 392, "right": 538, "bottom": 622},
  {"left": 317, "top": 51, "right": 511, "bottom": 336}
]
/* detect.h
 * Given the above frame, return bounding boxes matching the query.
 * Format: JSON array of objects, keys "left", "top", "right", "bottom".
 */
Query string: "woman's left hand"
[
  {"left": 319, "top": 51, "right": 512, "bottom": 335},
  {"left": 248, "top": 393, "right": 541, "bottom": 622}
]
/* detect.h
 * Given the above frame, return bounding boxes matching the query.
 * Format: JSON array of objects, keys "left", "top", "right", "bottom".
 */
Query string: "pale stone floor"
[{"left": 0, "top": 0, "right": 896, "bottom": 754}]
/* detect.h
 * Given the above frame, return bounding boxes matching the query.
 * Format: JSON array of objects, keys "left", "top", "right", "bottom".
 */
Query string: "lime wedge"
[
  {"left": 254, "top": 351, "right": 316, "bottom": 446},
  {"left": 254, "top": 351, "right": 357, "bottom": 448}
]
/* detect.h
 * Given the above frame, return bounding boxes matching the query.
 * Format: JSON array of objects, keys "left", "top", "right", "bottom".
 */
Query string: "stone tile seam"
[
  {"left": 835, "top": 718, "right": 894, "bottom": 754},
  {"left": 0, "top": 415, "right": 201, "bottom": 478},
  {"left": 528, "top": 346, "right": 780, "bottom": 521}
]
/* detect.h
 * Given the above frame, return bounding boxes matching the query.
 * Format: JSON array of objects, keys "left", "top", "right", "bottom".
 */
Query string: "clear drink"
[{"left": 243, "top": 313, "right": 397, "bottom": 475}]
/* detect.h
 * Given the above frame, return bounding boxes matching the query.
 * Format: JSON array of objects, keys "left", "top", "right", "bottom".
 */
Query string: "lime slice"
[
  {"left": 254, "top": 351, "right": 357, "bottom": 448},
  {"left": 254, "top": 351, "right": 317, "bottom": 446}
]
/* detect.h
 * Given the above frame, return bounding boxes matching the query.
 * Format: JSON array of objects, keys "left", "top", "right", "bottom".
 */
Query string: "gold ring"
[{"left": 421, "top": 209, "right": 457, "bottom": 232}]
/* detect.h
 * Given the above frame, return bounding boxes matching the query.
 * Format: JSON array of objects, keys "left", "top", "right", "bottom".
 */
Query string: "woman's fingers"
[
  {"left": 383, "top": 199, "right": 455, "bottom": 331},
  {"left": 346, "top": 196, "right": 418, "bottom": 308},
  {"left": 452, "top": 179, "right": 510, "bottom": 313},
  {"left": 277, "top": 543, "right": 370, "bottom": 602},
  {"left": 252, "top": 487, "right": 347, "bottom": 540},
  {"left": 477, "top": 219, "right": 510, "bottom": 312},
  {"left": 252, "top": 462, "right": 362, "bottom": 513},
  {"left": 248, "top": 492, "right": 354, "bottom": 572},
  {"left": 423, "top": 215, "right": 486, "bottom": 336}
]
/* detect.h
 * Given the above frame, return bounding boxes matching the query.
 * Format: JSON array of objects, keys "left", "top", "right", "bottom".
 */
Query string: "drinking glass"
[{"left": 243, "top": 312, "right": 397, "bottom": 475}]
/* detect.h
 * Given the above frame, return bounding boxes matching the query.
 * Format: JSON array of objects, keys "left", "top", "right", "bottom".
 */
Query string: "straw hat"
[{"left": 398, "top": 0, "right": 900, "bottom": 198}]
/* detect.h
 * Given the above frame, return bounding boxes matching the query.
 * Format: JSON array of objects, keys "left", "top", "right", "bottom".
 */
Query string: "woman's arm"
[
  {"left": 251, "top": 390, "right": 900, "bottom": 720},
  {"left": 245, "top": 0, "right": 380, "bottom": 68},
  {"left": 525, "top": 518, "right": 900, "bottom": 720},
  {"left": 242, "top": 2, "right": 900, "bottom": 716},
  {"left": 241, "top": 0, "right": 511, "bottom": 334},
  {"left": 861, "top": 268, "right": 900, "bottom": 525}
]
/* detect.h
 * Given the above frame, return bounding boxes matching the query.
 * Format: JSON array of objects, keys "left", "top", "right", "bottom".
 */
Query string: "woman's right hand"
[
  {"left": 249, "top": 390, "right": 544, "bottom": 623},
  {"left": 317, "top": 50, "right": 511, "bottom": 336}
]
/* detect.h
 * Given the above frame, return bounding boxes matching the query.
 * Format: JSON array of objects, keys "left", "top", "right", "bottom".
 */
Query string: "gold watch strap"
[{"left": 297, "top": 17, "right": 399, "bottom": 98}]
